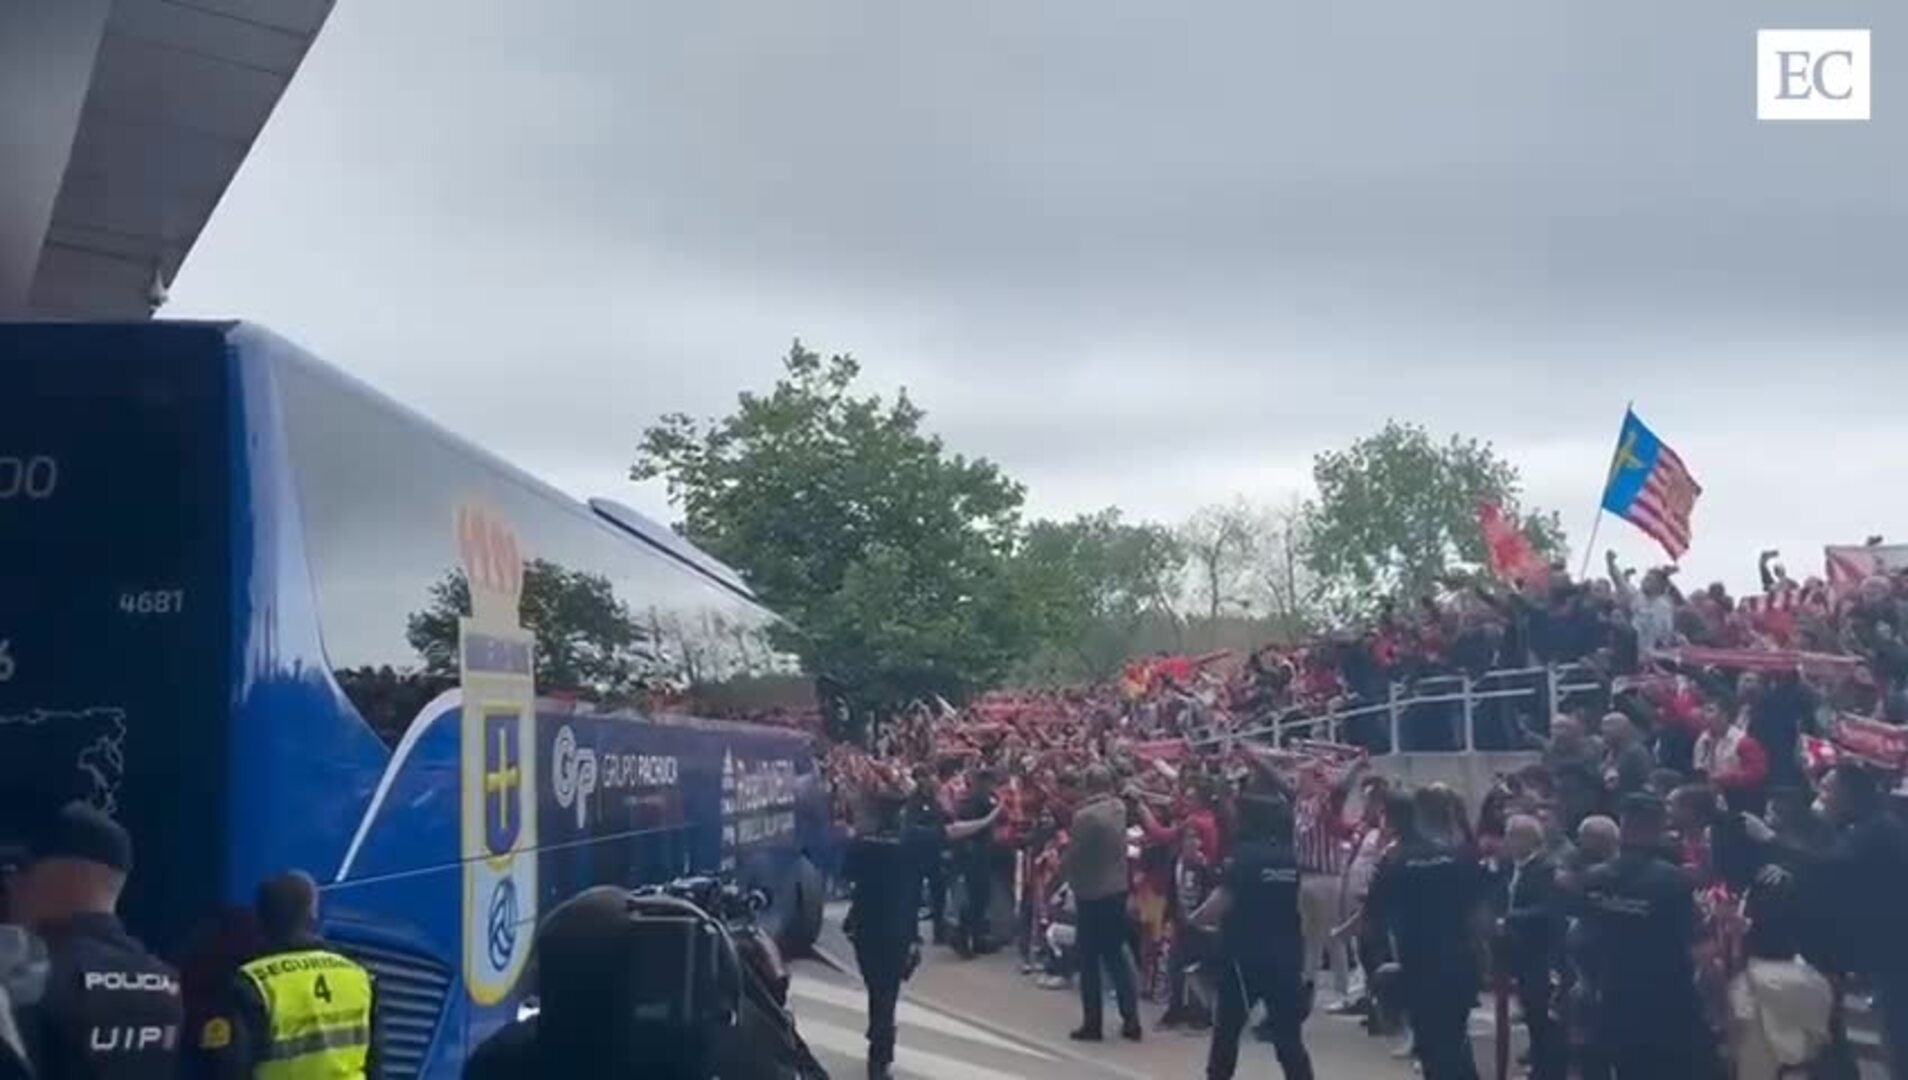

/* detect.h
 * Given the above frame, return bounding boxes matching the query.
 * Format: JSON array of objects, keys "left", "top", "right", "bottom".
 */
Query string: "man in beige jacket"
[{"left": 1059, "top": 766, "right": 1141, "bottom": 1042}]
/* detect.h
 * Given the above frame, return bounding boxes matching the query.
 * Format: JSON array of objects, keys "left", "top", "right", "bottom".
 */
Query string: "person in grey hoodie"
[{"left": 1058, "top": 766, "right": 1141, "bottom": 1042}]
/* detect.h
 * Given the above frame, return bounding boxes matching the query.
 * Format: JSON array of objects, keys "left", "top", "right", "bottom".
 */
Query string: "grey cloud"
[{"left": 170, "top": 0, "right": 1908, "bottom": 594}]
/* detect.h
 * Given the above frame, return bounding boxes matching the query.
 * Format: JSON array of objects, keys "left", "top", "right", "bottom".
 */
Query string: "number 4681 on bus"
[{"left": 119, "top": 590, "right": 185, "bottom": 616}]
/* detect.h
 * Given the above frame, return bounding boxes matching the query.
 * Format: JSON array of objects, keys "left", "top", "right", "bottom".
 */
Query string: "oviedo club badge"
[{"left": 456, "top": 503, "right": 538, "bottom": 1005}]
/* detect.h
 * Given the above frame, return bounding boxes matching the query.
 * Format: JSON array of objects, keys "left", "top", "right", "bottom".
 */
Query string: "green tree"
[
  {"left": 1301, "top": 421, "right": 1565, "bottom": 617},
  {"left": 632, "top": 341, "right": 1032, "bottom": 736},
  {"left": 1014, "top": 508, "right": 1184, "bottom": 682},
  {"left": 405, "top": 559, "right": 657, "bottom": 704}
]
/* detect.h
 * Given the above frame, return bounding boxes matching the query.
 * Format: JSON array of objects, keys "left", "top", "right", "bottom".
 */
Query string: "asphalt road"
[
  {"left": 790, "top": 905, "right": 1431, "bottom": 1080},
  {"left": 791, "top": 904, "right": 1892, "bottom": 1080},
  {"left": 787, "top": 945, "right": 1115, "bottom": 1080}
]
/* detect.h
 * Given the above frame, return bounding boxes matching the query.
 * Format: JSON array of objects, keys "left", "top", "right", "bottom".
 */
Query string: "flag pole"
[
  {"left": 1579, "top": 400, "right": 1635, "bottom": 582},
  {"left": 1578, "top": 511, "right": 1604, "bottom": 581}
]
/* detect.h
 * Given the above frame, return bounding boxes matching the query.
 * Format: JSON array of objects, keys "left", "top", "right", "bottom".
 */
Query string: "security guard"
[
  {"left": 1574, "top": 793, "right": 1711, "bottom": 1080},
  {"left": 8, "top": 802, "right": 183, "bottom": 1080},
  {"left": 202, "top": 872, "right": 376, "bottom": 1080},
  {"left": 1365, "top": 790, "right": 1489, "bottom": 1080},
  {"left": 842, "top": 773, "right": 999, "bottom": 1080},
  {"left": 1191, "top": 793, "right": 1314, "bottom": 1080}
]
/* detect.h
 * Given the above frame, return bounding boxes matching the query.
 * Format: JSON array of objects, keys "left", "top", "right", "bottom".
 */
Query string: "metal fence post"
[
  {"left": 1387, "top": 682, "right": 1402, "bottom": 753},
  {"left": 1461, "top": 674, "right": 1476, "bottom": 752},
  {"left": 1546, "top": 665, "right": 1561, "bottom": 726}
]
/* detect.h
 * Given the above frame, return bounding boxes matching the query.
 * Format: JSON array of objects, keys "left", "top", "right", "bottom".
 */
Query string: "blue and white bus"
[{"left": 0, "top": 321, "right": 837, "bottom": 1078}]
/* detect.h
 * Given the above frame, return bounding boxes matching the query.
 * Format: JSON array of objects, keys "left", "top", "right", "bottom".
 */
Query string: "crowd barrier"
[
  {"left": 1197, "top": 663, "right": 1603, "bottom": 750},
  {"left": 1186, "top": 663, "right": 1606, "bottom": 809}
]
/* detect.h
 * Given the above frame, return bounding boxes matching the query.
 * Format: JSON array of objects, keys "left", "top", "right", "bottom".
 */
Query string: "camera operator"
[
  {"left": 468, "top": 879, "right": 823, "bottom": 1080},
  {"left": 466, "top": 887, "right": 668, "bottom": 1079},
  {"left": 842, "top": 773, "right": 1000, "bottom": 1080}
]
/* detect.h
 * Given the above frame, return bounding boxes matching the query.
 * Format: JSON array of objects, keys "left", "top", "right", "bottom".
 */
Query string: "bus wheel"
[{"left": 783, "top": 855, "right": 826, "bottom": 956}]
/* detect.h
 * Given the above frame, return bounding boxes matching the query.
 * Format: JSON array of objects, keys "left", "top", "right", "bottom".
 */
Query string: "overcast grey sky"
[{"left": 170, "top": 0, "right": 1906, "bottom": 592}]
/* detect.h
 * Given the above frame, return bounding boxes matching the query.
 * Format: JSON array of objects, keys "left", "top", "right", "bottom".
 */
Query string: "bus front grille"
[{"left": 332, "top": 938, "right": 453, "bottom": 1080}]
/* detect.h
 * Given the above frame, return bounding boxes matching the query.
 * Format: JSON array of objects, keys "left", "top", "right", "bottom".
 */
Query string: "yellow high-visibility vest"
[{"left": 237, "top": 949, "right": 372, "bottom": 1080}]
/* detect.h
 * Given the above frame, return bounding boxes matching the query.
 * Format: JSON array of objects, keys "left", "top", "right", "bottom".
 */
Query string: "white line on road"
[
  {"left": 797, "top": 1015, "right": 1031, "bottom": 1080},
  {"left": 789, "top": 975, "right": 1058, "bottom": 1062}
]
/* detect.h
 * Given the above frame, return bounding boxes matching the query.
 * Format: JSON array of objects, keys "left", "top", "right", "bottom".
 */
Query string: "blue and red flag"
[{"left": 1600, "top": 409, "right": 1702, "bottom": 560}]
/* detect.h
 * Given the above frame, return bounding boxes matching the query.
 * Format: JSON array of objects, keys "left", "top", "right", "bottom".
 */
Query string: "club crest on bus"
[
  {"left": 483, "top": 711, "right": 524, "bottom": 856},
  {"left": 456, "top": 503, "right": 538, "bottom": 1005}
]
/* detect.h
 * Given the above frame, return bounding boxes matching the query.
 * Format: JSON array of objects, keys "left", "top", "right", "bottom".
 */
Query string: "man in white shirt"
[{"left": 1727, "top": 885, "right": 1831, "bottom": 1080}]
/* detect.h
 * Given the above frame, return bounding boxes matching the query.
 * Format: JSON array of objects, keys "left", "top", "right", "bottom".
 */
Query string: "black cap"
[
  {"left": 532, "top": 887, "right": 645, "bottom": 1027},
  {"left": 535, "top": 886, "right": 635, "bottom": 983},
  {"left": 25, "top": 802, "right": 133, "bottom": 874}
]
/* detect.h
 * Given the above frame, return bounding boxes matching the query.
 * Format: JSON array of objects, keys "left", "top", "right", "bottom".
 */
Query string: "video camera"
[{"left": 520, "top": 875, "right": 826, "bottom": 1080}]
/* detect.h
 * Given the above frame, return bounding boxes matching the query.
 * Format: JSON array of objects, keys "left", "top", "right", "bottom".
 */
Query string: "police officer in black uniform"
[
  {"left": 906, "top": 765, "right": 951, "bottom": 946},
  {"left": 1192, "top": 793, "right": 1314, "bottom": 1080},
  {"left": 841, "top": 773, "right": 1000, "bottom": 1080},
  {"left": 9, "top": 802, "right": 182, "bottom": 1080},
  {"left": 1365, "top": 790, "right": 1489, "bottom": 1080},
  {"left": 1574, "top": 793, "right": 1711, "bottom": 1080},
  {"left": 951, "top": 769, "right": 1000, "bottom": 957}
]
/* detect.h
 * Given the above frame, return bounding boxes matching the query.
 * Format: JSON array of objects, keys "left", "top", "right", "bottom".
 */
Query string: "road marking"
[
  {"left": 797, "top": 1016, "right": 1030, "bottom": 1080},
  {"left": 789, "top": 975, "right": 1057, "bottom": 1061}
]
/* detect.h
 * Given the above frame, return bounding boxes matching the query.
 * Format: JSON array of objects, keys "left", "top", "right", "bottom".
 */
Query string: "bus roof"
[{"left": 219, "top": 321, "right": 768, "bottom": 611}]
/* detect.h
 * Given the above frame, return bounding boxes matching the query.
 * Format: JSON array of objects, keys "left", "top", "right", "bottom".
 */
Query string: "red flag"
[{"left": 1478, "top": 503, "right": 1550, "bottom": 586}]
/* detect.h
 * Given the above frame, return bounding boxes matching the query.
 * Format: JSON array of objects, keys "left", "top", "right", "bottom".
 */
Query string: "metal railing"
[{"left": 1191, "top": 663, "right": 1607, "bottom": 755}]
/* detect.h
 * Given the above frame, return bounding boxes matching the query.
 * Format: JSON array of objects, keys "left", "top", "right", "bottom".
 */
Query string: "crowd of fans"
[{"left": 824, "top": 542, "right": 1908, "bottom": 1078}]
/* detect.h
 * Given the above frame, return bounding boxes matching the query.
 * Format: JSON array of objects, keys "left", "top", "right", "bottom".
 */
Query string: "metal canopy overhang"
[{"left": 25, "top": 0, "right": 334, "bottom": 319}]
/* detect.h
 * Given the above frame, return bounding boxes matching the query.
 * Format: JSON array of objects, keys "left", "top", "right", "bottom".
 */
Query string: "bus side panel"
[
  {"left": 316, "top": 696, "right": 467, "bottom": 1076},
  {"left": 224, "top": 326, "right": 403, "bottom": 901},
  {"left": 330, "top": 701, "right": 821, "bottom": 1068}
]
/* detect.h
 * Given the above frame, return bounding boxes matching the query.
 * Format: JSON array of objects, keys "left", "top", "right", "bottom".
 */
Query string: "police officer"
[
  {"left": 1574, "top": 793, "right": 1711, "bottom": 1080},
  {"left": 1365, "top": 790, "right": 1489, "bottom": 1080},
  {"left": 8, "top": 802, "right": 183, "bottom": 1080},
  {"left": 951, "top": 768, "right": 1000, "bottom": 957},
  {"left": 1192, "top": 794, "right": 1314, "bottom": 1080},
  {"left": 906, "top": 765, "right": 951, "bottom": 946},
  {"left": 200, "top": 872, "right": 376, "bottom": 1080},
  {"left": 841, "top": 773, "right": 999, "bottom": 1080}
]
